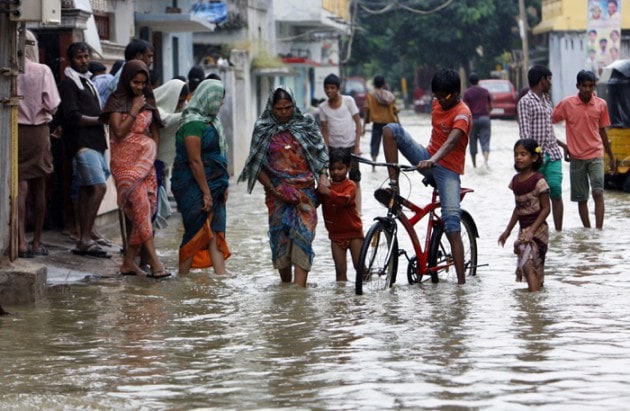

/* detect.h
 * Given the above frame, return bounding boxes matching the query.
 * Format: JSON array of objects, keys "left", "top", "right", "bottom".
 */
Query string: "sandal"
[
  {"left": 147, "top": 270, "right": 172, "bottom": 279},
  {"left": 29, "top": 242, "right": 49, "bottom": 256},
  {"left": 119, "top": 263, "right": 145, "bottom": 276},
  {"left": 72, "top": 240, "right": 111, "bottom": 259},
  {"left": 94, "top": 237, "right": 113, "bottom": 247},
  {"left": 18, "top": 249, "right": 34, "bottom": 258}
]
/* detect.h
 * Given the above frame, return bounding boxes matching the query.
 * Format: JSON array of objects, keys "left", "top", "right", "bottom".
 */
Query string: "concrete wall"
[
  {"left": 275, "top": 0, "right": 350, "bottom": 31},
  {"left": 227, "top": 49, "right": 254, "bottom": 177},
  {"left": 549, "top": 32, "right": 588, "bottom": 102},
  {"left": 133, "top": 0, "right": 196, "bottom": 82},
  {"left": 106, "top": 0, "right": 135, "bottom": 44},
  {"left": 275, "top": 0, "right": 320, "bottom": 22},
  {"left": 159, "top": 32, "right": 196, "bottom": 81},
  {"left": 192, "top": 0, "right": 275, "bottom": 177},
  {"left": 273, "top": 0, "right": 346, "bottom": 108}
]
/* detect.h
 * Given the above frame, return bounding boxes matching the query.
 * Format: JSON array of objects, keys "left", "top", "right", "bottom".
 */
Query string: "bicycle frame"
[
  {"left": 381, "top": 184, "right": 473, "bottom": 277},
  {"left": 353, "top": 154, "right": 478, "bottom": 293}
]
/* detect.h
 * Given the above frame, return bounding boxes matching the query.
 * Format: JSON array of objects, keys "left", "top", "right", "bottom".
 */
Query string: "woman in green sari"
[{"left": 171, "top": 79, "right": 230, "bottom": 275}]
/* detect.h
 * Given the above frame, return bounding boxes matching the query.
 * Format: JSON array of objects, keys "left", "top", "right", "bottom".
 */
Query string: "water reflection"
[
  {"left": 2, "top": 115, "right": 630, "bottom": 409},
  {"left": 512, "top": 291, "right": 554, "bottom": 363}
]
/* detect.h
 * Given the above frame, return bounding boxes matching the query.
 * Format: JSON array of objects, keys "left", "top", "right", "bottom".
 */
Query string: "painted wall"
[
  {"left": 548, "top": 33, "right": 590, "bottom": 102},
  {"left": 133, "top": 0, "right": 196, "bottom": 82}
]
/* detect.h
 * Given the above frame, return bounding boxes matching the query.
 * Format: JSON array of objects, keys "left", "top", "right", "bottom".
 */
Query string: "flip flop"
[
  {"left": 72, "top": 241, "right": 111, "bottom": 259},
  {"left": 18, "top": 249, "right": 34, "bottom": 258},
  {"left": 72, "top": 248, "right": 112, "bottom": 258},
  {"left": 94, "top": 237, "right": 113, "bottom": 247},
  {"left": 147, "top": 270, "right": 172, "bottom": 279},
  {"left": 29, "top": 242, "right": 49, "bottom": 256}
]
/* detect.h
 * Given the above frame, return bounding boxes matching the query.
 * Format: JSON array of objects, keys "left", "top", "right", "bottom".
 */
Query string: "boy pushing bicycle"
[{"left": 382, "top": 68, "right": 472, "bottom": 284}]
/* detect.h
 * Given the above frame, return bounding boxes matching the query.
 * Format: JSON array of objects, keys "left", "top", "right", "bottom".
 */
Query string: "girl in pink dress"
[{"left": 498, "top": 139, "right": 550, "bottom": 292}]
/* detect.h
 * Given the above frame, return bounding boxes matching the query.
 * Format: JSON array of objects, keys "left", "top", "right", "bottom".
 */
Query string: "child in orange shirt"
[{"left": 318, "top": 148, "right": 364, "bottom": 281}]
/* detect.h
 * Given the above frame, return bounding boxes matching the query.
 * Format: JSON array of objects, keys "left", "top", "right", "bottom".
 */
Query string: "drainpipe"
[
  {"left": 0, "top": 19, "right": 22, "bottom": 261},
  {"left": 518, "top": 0, "right": 530, "bottom": 89}
]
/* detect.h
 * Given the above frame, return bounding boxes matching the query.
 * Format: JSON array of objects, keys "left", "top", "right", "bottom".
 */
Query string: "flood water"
[{"left": 2, "top": 112, "right": 630, "bottom": 410}]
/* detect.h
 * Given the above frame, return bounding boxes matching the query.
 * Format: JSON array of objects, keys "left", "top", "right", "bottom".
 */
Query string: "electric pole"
[{"left": 518, "top": 0, "right": 530, "bottom": 87}]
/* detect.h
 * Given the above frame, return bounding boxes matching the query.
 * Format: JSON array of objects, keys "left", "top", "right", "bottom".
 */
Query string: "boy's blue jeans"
[{"left": 384, "top": 123, "right": 462, "bottom": 232}]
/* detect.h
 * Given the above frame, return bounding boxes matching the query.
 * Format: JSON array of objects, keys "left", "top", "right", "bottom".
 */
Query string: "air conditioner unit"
[{"left": 10, "top": 0, "right": 61, "bottom": 25}]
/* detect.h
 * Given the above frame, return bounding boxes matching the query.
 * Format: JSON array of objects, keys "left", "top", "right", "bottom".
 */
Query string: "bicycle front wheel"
[
  {"left": 356, "top": 220, "right": 398, "bottom": 295},
  {"left": 428, "top": 211, "right": 478, "bottom": 283}
]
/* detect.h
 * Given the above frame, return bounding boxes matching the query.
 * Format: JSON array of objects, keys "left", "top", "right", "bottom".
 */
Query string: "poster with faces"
[{"left": 587, "top": 0, "right": 622, "bottom": 76}]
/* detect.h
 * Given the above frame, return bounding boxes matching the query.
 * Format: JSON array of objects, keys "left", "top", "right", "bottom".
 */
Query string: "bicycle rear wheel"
[
  {"left": 428, "top": 211, "right": 478, "bottom": 283},
  {"left": 356, "top": 220, "right": 398, "bottom": 295}
]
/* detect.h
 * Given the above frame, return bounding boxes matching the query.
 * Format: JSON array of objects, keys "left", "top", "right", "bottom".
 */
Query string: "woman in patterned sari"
[
  {"left": 100, "top": 60, "right": 170, "bottom": 278},
  {"left": 171, "top": 79, "right": 230, "bottom": 275},
  {"left": 238, "top": 87, "right": 329, "bottom": 287}
]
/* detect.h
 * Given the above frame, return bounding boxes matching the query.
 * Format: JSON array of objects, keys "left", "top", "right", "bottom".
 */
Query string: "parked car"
[
  {"left": 342, "top": 76, "right": 368, "bottom": 117},
  {"left": 413, "top": 86, "right": 432, "bottom": 113},
  {"left": 479, "top": 79, "right": 517, "bottom": 118}
]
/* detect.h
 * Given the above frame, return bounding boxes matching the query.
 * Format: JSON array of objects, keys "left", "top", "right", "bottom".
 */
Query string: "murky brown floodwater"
[{"left": 2, "top": 113, "right": 630, "bottom": 410}]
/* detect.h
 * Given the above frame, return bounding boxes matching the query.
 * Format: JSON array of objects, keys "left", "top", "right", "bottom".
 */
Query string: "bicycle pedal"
[{"left": 374, "top": 188, "right": 398, "bottom": 207}]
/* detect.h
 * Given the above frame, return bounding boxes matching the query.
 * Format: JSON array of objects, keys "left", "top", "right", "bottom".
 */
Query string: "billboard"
[{"left": 587, "top": 0, "right": 622, "bottom": 76}]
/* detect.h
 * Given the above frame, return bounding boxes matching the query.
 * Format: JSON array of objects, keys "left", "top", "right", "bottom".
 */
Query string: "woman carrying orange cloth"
[{"left": 171, "top": 79, "right": 231, "bottom": 275}]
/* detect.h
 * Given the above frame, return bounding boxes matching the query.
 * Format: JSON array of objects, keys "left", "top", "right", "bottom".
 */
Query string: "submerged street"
[{"left": 1, "top": 112, "right": 630, "bottom": 410}]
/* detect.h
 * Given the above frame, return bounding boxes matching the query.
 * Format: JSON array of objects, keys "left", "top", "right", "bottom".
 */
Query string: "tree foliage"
[{"left": 344, "top": 0, "right": 541, "bottom": 91}]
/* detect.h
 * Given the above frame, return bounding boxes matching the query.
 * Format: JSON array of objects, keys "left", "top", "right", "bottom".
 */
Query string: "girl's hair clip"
[{"left": 535, "top": 147, "right": 542, "bottom": 153}]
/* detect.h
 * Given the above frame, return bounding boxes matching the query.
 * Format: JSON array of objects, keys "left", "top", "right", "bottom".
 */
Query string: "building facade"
[
  {"left": 0, "top": 0, "right": 353, "bottom": 256},
  {"left": 274, "top": 0, "right": 351, "bottom": 110},
  {"left": 533, "top": 0, "right": 629, "bottom": 100}
]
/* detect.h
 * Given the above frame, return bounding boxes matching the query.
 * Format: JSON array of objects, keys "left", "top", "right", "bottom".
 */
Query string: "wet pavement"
[
  {"left": 34, "top": 229, "right": 124, "bottom": 286},
  {"left": 2, "top": 111, "right": 630, "bottom": 410}
]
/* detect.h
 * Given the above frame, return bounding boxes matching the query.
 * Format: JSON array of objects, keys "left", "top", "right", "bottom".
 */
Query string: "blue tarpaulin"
[{"left": 191, "top": 1, "right": 228, "bottom": 24}]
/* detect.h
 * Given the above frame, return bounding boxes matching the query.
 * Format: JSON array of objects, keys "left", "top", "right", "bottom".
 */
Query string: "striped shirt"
[{"left": 517, "top": 90, "right": 562, "bottom": 161}]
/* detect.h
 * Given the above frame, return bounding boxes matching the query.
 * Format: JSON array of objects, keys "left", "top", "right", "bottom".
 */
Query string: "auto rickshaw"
[{"left": 597, "top": 59, "right": 630, "bottom": 192}]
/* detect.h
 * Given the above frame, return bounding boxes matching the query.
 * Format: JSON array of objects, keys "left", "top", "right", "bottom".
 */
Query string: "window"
[{"left": 90, "top": 0, "right": 109, "bottom": 40}]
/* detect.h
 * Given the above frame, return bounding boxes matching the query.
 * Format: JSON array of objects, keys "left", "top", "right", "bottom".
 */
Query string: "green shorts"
[
  {"left": 570, "top": 158, "right": 604, "bottom": 202},
  {"left": 539, "top": 155, "right": 563, "bottom": 200}
]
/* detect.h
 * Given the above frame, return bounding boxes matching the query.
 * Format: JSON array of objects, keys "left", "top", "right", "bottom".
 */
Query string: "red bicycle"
[{"left": 354, "top": 156, "right": 479, "bottom": 295}]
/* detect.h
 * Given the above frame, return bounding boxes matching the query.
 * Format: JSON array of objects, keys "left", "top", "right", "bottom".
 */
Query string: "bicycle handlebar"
[{"left": 352, "top": 154, "right": 419, "bottom": 173}]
